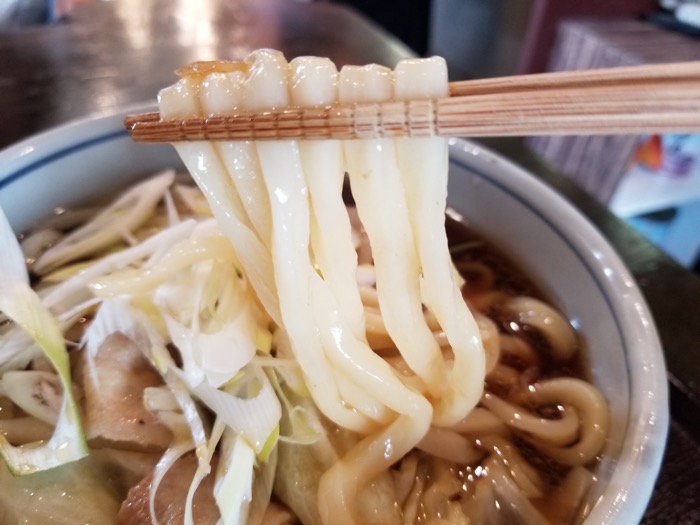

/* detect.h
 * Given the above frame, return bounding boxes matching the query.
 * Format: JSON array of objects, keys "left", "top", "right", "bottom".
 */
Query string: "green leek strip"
[
  {"left": 144, "top": 387, "right": 196, "bottom": 525},
  {"left": 0, "top": 206, "right": 28, "bottom": 283},
  {"left": 256, "top": 424, "right": 279, "bottom": 463},
  {"left": 1, "top": 370, "right": 62, "bottom": 425},
  {"left": 41, "top": 218, "right": 198, "bottom": 312},
  {"left": 214, "top": 429, "right": 256, "bottom": 525},
  {"left": 149, "top": 437, "right": 194, "bottom": 525},
  {"left": 267, "top": 368, "right": 320, "bottom": 446},
  {"left": 33, "top": 169, "right": 176, "bottom": 275},
  {"left": 192, "top": 371, "right": 281, "bottom": 455},
  {"left": 0, "top": 327, "right": 37, "bottom": 374},
  {"left": 247, "top": 445, "right": 278, "bottom": 525},
  {"left": 89, "top": 227, "right": 238, "bottom": 298},
  {"left": 184, "top": 418, "right": 226, "bottom": 525},
  {"left": 0, "top": 279, "right": 88, "bottom": 474}
]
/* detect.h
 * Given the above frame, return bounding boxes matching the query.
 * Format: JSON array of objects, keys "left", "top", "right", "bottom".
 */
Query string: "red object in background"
[
  {"left": 633, "top": 135, "right": 664, "bottom": 171},
  {"left": 631, "top": 134, "right": 698, "bottom": 177}
]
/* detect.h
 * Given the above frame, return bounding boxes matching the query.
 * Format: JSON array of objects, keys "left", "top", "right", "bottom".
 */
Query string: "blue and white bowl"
[{"left": 0, "top": 105, "right": 669, "bottom": 524}]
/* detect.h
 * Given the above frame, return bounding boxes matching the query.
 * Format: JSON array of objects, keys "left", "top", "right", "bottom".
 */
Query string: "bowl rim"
[
  {"left": 447, "top": 138, "right": 669, "bottom": 524},
  {"left": 0, "top": 105, "right": 670, "bottom": 524},
  {"left": 0, "top": 102, "right": 154, "bottom": 192}
]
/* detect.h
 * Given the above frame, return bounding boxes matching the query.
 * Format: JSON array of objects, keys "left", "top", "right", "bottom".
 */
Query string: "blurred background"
[
  {"left": 338, "top": 0, "right": 700, "bottom": 275},
  {"left": 1, "top": 0, "right": 699, "bottom": 273}
]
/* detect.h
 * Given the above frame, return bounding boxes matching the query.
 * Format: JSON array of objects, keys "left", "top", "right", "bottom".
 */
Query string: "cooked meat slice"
[
  {"left": 262, "top": 502, "right": 297, "bottom": 524},
  {"left": 81, "top": 332, "right": 172, "bottom": 450},
  {"left": 118, "top": 452, "right": 220, "bottom": 524}
]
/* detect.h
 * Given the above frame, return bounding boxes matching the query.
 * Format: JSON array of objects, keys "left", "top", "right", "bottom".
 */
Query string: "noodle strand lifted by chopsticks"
[
  {"left": 156, "top": 49, "right": 489, "bottom": 524},
  {"left": 0, "top": 47, "right": 617, "bottom": 525}
]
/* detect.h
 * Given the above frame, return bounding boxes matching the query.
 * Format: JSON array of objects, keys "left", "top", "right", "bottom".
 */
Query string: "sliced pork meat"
[
  {"left": 118, "top": 452, "right": 220, "bottom": 524},
  {"left": 81, "top": 332, "right": 172, "bottom": 450}
]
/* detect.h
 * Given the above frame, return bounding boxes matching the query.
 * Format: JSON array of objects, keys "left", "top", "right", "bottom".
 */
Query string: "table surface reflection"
[{"left": 0, "top": 0, "right": 699, "bottom": 522}]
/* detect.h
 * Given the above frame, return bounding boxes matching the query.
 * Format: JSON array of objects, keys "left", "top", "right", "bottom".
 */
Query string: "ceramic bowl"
[{"left": 0, "top": 105, "right": 668, "bottom": 524}]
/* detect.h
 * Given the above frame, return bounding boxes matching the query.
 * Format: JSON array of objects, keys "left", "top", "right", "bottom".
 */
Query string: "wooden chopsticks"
[
  {"left": 447, "top": 60, "right": 700, "bottom": 96},
  {"left": 125, "top": 61, "right": 700, "bottom": 142}
]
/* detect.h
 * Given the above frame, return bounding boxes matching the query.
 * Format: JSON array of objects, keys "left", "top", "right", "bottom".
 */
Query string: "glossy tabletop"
[{"left": 0, "top": 0, "right": 698, "bottom": 522}]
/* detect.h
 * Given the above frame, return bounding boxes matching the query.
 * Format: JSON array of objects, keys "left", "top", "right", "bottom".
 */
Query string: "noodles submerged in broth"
[{"left": 0, "top": 50, "right": 608, "bottom": 525}]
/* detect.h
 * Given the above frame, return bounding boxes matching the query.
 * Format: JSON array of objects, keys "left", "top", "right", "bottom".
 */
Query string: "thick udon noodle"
[{"left": 0, "top": 50, "right": 609, "bottom": 525}]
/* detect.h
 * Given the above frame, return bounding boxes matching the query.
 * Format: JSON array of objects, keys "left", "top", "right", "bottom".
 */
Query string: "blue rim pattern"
[{"left": 0, "top": 130, "right": 128, "bottom": 191}]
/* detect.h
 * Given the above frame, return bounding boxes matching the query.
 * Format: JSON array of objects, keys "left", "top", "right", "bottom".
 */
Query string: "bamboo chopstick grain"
[
  {"left": 125, "top": 61, "right": 700, "bottom": 142},
  {"left": 447, "top": 61, "right": 700, "bottom": 97}
]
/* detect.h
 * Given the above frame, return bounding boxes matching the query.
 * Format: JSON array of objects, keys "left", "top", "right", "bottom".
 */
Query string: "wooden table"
[{"left": 1, "top": 0, "right": 698, "bottom": 521}]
